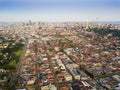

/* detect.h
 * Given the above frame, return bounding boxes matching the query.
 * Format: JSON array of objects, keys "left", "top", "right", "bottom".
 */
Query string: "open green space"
[
  {"left": 0, "top": 41, "right": 24, "bottom": 70},
  {"left": 89, "top": 28, "right": 120, "bottom": 39},
  {"left": 60, "top": 39, "right": 71, "bottom": 44},
  {"left": 2, "top": 61, "right": 18, "bottom": 70}
]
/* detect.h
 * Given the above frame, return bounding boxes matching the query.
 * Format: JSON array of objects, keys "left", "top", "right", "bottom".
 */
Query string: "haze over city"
[
  {"left": 1, "top": 0, "right": 120, "bottom": 90},
  {"left": 0, "top": 0, "right": 120, "bottom": 22}
]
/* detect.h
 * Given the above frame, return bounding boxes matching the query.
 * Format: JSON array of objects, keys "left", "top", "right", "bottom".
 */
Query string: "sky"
[{"left": 0, "top": 0, "right": 120, "bottom": 22}]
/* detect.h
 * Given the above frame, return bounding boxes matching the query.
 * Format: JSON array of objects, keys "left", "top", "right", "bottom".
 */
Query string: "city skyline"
[{"left": 0, "top": 0, "right": 120, "bottom": 22}]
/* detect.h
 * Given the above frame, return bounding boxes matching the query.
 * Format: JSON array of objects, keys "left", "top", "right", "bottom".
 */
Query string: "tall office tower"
[
  {"left": 96, "top": 17, "right": 100, "bottom": 27},
  {"left": 85, "top": 20, "right": 89, "bottom": 29},
  {"left": 29, "top": 20, "right": 32, "bottom": 25}
]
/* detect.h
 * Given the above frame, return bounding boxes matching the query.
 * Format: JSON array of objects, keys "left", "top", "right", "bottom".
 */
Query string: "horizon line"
[{"left": 0, "top": 20, "right": 120, "bottom": 23}]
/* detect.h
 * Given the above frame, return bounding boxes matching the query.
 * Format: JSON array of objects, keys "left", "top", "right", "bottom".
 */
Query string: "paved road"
[{"left": 10, "top": 40, "right": 28, "bottom": 89}]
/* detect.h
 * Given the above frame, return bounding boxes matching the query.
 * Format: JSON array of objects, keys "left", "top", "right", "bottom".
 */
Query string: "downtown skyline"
[{"left": 0, "top": 0, "right": 120, "bottom": 22}]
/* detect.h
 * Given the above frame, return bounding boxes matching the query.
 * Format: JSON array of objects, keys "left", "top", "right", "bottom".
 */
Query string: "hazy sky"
[{"left": 0, "top": 0, "right": 120, "bottom": 22}]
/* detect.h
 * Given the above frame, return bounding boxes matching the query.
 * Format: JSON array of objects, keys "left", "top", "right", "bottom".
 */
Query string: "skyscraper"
[{"left": 85, "top": 20, "right": 89, "bottom": 29}]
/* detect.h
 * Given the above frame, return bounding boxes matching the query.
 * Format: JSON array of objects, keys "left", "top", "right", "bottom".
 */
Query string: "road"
[{"left": 10, "top": 40, "right": 28, "bottom": 89}]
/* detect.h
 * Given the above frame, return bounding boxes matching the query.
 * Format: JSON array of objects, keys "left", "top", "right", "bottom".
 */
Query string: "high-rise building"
[
  {"left": 85, "top": 20, "right": 89, "bottom": 29},
  {"left": 29, "top": 20, "right": 32, "bottom": 25}
]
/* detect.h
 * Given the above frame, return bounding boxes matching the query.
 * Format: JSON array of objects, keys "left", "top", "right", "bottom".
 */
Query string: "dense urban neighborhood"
[{"left": 0, "top": 22, "right": 120, "bottom": 90}]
